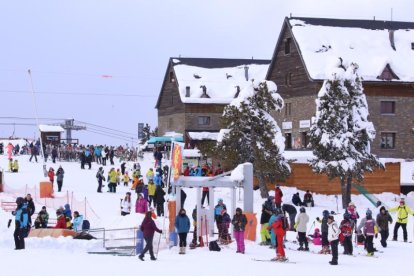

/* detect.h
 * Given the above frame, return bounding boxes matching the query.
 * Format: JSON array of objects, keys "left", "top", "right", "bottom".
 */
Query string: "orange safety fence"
[
  {"left": 168, "top": 200, "right": 176, "bottom": 233},
  {"left": 1, "top": 182, "right": 100, "bottom": 221}
]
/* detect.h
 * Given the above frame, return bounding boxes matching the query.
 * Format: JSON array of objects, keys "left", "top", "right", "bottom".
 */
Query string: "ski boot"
[{"left": 297, "top": 246, "right": 304, "bottom": 251}]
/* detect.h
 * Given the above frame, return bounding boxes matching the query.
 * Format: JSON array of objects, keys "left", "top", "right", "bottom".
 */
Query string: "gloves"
[
  {"left": 375, "top": 233, "right": 378, "bottom": 238},
  {"left": 316, "top": 217, "right": 320, "bottom": 221},
  {"left": 7, "top": 219, "right": 12, "bottom": 228}
]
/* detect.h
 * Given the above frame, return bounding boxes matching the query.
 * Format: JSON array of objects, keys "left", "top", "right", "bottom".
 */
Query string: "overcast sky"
[{"left": 1, "top": 0, "right": 413, "bottom": 146}]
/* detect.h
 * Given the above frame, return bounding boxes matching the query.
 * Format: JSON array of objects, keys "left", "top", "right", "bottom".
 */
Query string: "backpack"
[
  {"left": 209, "top": 240, "right": 221, "bottom": 252},
  {"left": 82, "top": 220, "right": 90, "bottom": 231}
]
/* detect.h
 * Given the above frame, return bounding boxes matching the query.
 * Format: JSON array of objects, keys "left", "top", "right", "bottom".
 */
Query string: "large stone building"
[
  {"left": 156, "top": 57, "right": 270, "bottom": 145},
  {"left": 266, "top": 17, "right": 414, "bottom": 159}
]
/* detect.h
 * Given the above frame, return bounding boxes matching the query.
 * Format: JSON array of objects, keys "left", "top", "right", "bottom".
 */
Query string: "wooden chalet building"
[
  {"left": 266, "top": 17, "right": 414, "bottom": 159},
  {"left": 156, "top": 57, "right": 270, "bottom": 147}
]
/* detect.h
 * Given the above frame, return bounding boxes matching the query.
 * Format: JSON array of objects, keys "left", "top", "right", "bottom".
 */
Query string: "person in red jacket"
[
  {"left": 138, "top": 211, "right": 162, "bottom": 261},
  {"left": 48, "top": 167, "right": 55, "bottom": 185},
  {"left": 268, "top": 214, "right": 288, "bottom": 262},
  {"left": 274, "top": 185, "right": 283, "bottom": 208},
  {"left": 54, "top": 210, "right": 66, "bottom": 229}
]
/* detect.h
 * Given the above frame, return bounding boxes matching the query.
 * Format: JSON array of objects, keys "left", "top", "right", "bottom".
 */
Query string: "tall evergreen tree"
[
  {"left": 309, "top": 63, "right": 382, "bottom": 208},
  {"left": 215, "top": 80, "right": 290, "bottom": 198}
]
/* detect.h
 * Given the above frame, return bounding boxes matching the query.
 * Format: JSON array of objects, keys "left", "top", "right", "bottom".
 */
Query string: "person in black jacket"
[
  {"left": 292, "top": 193, "right": 303, "bottom": 206},
  {"left": 24, "top": 194, "right": 35, "bottom": 226},
  {"left": 260, "top": 197, "right": 274, "bottom": 245},
  {"left": 232, "top": 208, "right": 247, "bottom": 253},
  {"left": 153, "top": 186, "right": 165, "bottom": 216},
  {"left": 376, "top": 206, "right": 393, "bottom": 247},
  {"left": 282, "top": 204, "right": 297, "bottom": 231}
]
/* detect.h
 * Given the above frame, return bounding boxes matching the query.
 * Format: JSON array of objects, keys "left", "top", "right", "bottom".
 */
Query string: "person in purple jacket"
[{"left": 139, "top": 211, "right": 162, "bottom": 261}]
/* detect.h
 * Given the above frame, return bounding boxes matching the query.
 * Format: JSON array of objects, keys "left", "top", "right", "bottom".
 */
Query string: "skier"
[
  {"left": 376, "top": 206, "right": 393, "bottom": 247},
  {"left": 29, "top": 142, "right": 38, "bottom": 162},
  {"left": 101, "top": 146, "right": 107, "bottom": 166},
  {"left": 11, "top": 159, "right": 19, "bottom": 173},
  {"left": 51, "top": 146, "right": 58, "bottom": 163},
  {"left": 48, "top": 167, "right": 55, "bottom": 185},
  {"left": 6, "top": 143, "right": 14, "bottom": 160},
  {"left": 108, "top": 168, "right": 118, "bottom": 193},
  {"left": 282, "top": 203, "right": 297, "bottom": 231},
  {"left": 219, "top": 209, "right": 231, "bottom": 244},
  {"left": 327, "top": 215, "right": 340, "bottom": 265},
  {"left": 339, "top": 212, "right": 354, "bottom": 255},
  {"left": 96, "top": 167, "right": 105, "bottom": 193},
  {"left": 121, "top": 162, "right": 126, "bottom": 175},
  {"left": 12, "top": 197, "right": 29, "bottom": 250},
  {"left": 292, "top": 192, "right": 303, "bottom": 206},
  {"left": 260, "top": 196, "right": 274, "bottom": 245},
  {"left": 274, "top": 185, "right": 283, "bottom": 208},
  {"left": 268, "top": 214, "right": 288, "bottom": 262},
  {"left": 389, "top": 198, "right": 414, "bottom": 242},
  {"left": 316, "top": 210, "right": 330, "bottom": 254},
  {"left": 175, "top": 208, "right": 191, "bottom": 254},
  {"left": 214, "top": 199, "right": 227, "bottom": 238},
  {"left": 303, "top": 190, "right": 315, "bottom": 207},
  {"left": 123, "top": 173, "right": 129, "bottom": 187},
  {"left": 138, "top": 211, "right": 162, "bottom": 261},
  {"left": 121, "top": 192, "right": 132, "bottom": 216},
  {"left": 357, "top": 209, "right": 380, "bottom": 256},
  {"left": 232, "top": 207, "right": 247, "bottom": 254},
  {"left": 147, "top": 179, "right": 156, "bottom": 208},
  {"left": 135, "top": 193, "right": 148, "bottom": 214},
  {"left": 295, "top": 207, "right": 309, "bottom": 251},
  {"left": 24, "top": 194, "right": 35, "bottom": 226},
  {"left": 346, "top": 202, "right": 360, "bottom": 231},
  {"left": 146, "top": 168, "right": 154, "bottom": 183},
  {"left": 309, "top": 228, "right": 322, "bottom": 245},
  {"left": 153, "top": 185, "right": 165, "bottom": 216},
  {"left": 56, "top": 165, "right": 64, "bottom": 192}
]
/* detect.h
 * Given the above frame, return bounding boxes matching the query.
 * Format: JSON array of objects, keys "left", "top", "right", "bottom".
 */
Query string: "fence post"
[
  {"left": 71, "top": 191, "right": 74, "bottom": 209},
  {"left": 84, "top": 197, "right": 87, "bottom": 220},
  {"left": 25, "top": 184, "right": 28, "bottom": 195},
  {"left": 66, "top": 191, "right": 69, "bottom": 204}
]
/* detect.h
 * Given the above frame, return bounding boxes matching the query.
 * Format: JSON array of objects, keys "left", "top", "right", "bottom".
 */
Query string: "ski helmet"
[
  {"left": 300, "top": 207, "right": 306, "bottom": 213},
  {"left": 366, "top": 209, "right": 372, "bottom": 216},
  {"left": 322, "top": 210, "right": 329, "bottom": 217}
]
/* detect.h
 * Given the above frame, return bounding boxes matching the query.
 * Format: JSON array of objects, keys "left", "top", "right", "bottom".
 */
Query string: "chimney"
[
  {"left": 411, "top": 42, "right": 414, "bottom": 50},
  {"left": 185, "top": 86, "right": 190, "bottom": 97},
  {"left": 389, "top": 30, "right": 396, "bottom": 51},
  {"left": 244, "top": 65, "right": 249, "bottom": 81},
  {"left": 200, "top": 85, "right": 210, "bottom": 98}
]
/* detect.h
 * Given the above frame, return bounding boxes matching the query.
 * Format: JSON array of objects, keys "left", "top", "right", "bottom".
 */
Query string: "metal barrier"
[{"left": 1, "top": 201, "right": 17, "bottom": 212}]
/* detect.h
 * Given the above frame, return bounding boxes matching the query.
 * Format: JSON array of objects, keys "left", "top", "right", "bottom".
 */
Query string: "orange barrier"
[
  {"left": 244, "top": 212, "right": 257, "bottom": 241},
  {"left": 28, "top": 228, "right": 77, "bottom": 238},
  {"left": 168, "top": 201, "right": 176, "bottom": 233},
  {"left": 39, "top": 181, "right": 53, "bottom": 198}
]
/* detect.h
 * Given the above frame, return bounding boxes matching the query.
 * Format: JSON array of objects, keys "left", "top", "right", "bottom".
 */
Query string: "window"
[
  {"left": 198, "top": 116, "right": 210, "bottom": 126},
  {"left": 284, "top": 103, "right": 292, "bottom": 117},
  {"left": 169, "top": 71, "right": 175, "bottom": 83},
  {"left": 380, "top": 101, "right": 395, "bottom": 114},
  {"left": 381, "top": 132, "right": 396, "bottom": 149},
  {"left": 285, "top": 38, "right": 292, "bottom": 55},
  {"left": 285, "top": 133, "right": 292, "bottom": 149}
]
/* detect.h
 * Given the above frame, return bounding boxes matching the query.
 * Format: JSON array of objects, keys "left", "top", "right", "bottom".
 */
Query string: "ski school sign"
[{"left": 171, "top": 143, "right": 183, "bottom": 181}]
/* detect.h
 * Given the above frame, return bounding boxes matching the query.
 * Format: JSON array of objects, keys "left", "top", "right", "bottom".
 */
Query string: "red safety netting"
[{"left": 2, "top": 182, "right": 99, "bottom": 220}]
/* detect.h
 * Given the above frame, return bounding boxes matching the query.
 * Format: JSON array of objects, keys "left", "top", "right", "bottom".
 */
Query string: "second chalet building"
[
  {"left": 156, "top": 17, "right": 414, "bottom": 159},
  {"left": 155, "top": 58, "right": 270, "bottom": 146},
  {"left": 267, "top": 17, "right": 414, "bottom": 159}
]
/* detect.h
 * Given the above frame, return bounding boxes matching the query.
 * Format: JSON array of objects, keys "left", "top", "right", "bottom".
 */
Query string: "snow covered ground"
[{"left": 1, "top": 153, "right": 413, "bottom": 275}]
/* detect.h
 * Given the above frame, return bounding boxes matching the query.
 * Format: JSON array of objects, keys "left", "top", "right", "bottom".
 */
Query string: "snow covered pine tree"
[
  {"left": 309, "top": 62, "right": 382, "bottom": 208},
  {"left": 216, "top": 80, "right": 290, "bottom": 198}
]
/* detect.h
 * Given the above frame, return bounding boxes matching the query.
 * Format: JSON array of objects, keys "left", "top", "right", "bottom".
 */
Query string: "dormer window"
[
  {"left": 377, "top": 64, "right": 399, "bottom": 81},
  {"left": 285, "top": 38, "right": 292, "bottom": 55}
]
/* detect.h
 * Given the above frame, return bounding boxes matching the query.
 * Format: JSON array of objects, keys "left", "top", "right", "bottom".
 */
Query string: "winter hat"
[
  {"left": 322, "top": 210, "right": 329, "bottom": 217},
  {"left": 327, "top": 215, "right": 334, "bottom": 221},
  {"left": 366, "top": 209, "right": 372, "bottom": 216},
  {"left": 379, "top": 206, "right": 386, "bottom": 212},
  {"left": 314, "top": 228, "right": 320, "bottom": 232},
  {"left": 218, "top": 198, "right": 223, "bottom": 203},
  {"left": 348, "top": 202, "right": 355, "bottom": 207},
  {"left": 236, "top": 207, "right": 242, "bottom": 213},
  {"left": 300, "top": 207, "right": 306, "bottom": 213}
]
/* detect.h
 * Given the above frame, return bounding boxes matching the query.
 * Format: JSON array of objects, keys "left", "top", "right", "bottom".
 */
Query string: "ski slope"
[{"left": 0, "top": 153, "right": 413, "bottom": 275}]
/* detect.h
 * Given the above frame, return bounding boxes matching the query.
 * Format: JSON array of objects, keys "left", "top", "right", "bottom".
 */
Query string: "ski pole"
[
  {"left": 307, "top": 221, "right": 315, "bottom": 236},
  {"left": 156, "top": 204, "right": 167, "bottom": 258}
]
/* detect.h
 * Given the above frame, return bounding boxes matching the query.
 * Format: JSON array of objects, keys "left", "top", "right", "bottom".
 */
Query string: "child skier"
[
  {"left": 357, "top": 209, "right": 380, "bottom": 256},
  {"left": 327, "top": 215, "right": 340, "bottom": 265},
  {"left": 309, "top": 228, "right": 322, "bottom": 245},
  {"left": 339, "top": 212, "right": 354, "bottom": 255},
  {"left": 219, "top": 209, "right": 231, "bottom": 244},
  {"left": 123, "top": 173, "right": 129, "bottom": 187},
  {"left": 317, "top": 210, "right": 331, "bottom": 254},
  {"left": 268, "top": 214, "right": 288, "bottom": 262}
]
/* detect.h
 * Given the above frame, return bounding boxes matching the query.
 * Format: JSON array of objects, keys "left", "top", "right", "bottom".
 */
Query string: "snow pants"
[
  {"left": 57, "top": 180, "right": 63, "bottom": 192},
  {"left": 270, "top": 229, "right": 276, "bottom": 246},
  {"left": 276, "top": 233, "right": 285, "bottom": 257},
  {"left": 330, "top": 239, "right": 339, "bottom": 263},
  {"left": 260, "top": 223, "right": 271, "bottom": 242},
  {"left": 178, "top": 232, "right": 188, "bottom": 247},
  {"left": 321, "top": 231, "right": 329, "bottom": 246},
  {"left": 141, "top": 236, "right": 155, "bottom": 258},
  {"left": 393, "top": 222, "right": 408, "bottom": 241},
  {"left": 380, "top": 229, "right": 389, "bottom": 247},
  {"left": 14, "top": 228, "right": 25, "bottom": 250},
  {"left": 234, "top": 230, "right": 245, "bottom": 253},
  {"left": 298, "top": 231, "right": 308, "bottom": 249},
  {"left": 365, "top": 235, "right": 374, "bottom": 254},
  {"left": 342, "top": 235, "right": 353, "bottom": 254}
]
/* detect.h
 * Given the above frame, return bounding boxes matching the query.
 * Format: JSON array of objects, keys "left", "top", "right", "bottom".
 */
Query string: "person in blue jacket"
[
  {"left": 63, "top": 204, "right": 72, "bottom": 220},
  {"left": 175, "top": 208, "right": 191, "bottom": 254},
  {"left": 268, "top": 212, "right": 278, "bottom": 248},
  {"left": 154, "top": 172, "right": 162, "bottom": 186},
  {"left": 13, "top": 197, "right": 29, "bottom": 250},
  {"left": 72, "top": 211, "right": 84, "bottom": 232}
]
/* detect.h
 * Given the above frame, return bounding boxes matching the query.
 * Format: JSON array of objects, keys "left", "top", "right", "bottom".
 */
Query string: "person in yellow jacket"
[
  {"left": 11, "top": 160, "right": 19, "bottom": 172},
  {"left": 123, "top": 173, "right": 130, "bottom": 187},
  {"left": 147, "top": 179, "right": 156, "bottom": 208},
  {"left": 108, "top": 168, "right": 118, "bottom": 193},
  {"left": 146, "top": 168, "right": 154, "bottom": 183},
  {"left": 389, "top": 198, "right": 414, "bottom": 242}
]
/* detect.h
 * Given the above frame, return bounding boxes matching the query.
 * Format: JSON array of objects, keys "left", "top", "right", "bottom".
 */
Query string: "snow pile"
[
  {"left": 174, "top": 63, "right": 269, "bottom": 104},
  {"left": 230, "top": 163, "right": 246, "bottom": 182},
  {"left": 38, "top": 125, "right": 65, "bottom": 132},
  {"left": 187, "top": 132, "right": 219, "bottom": 141},
  {"left": 401, "top": 162, "right": 414, "bottom": 185},
  {"left": 289, "top": 18, "right": 414, "bottom": 82}
]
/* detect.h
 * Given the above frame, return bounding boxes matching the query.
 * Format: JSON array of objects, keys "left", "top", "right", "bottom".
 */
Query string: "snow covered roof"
[
  {"left": 286, "top": 17, "right": 414, "bottom": 82},
  {"left": 188, "top": 132, "right": 219, "bottom": 141},
  {"left": 171, "top": 58, "right": 270, "bottom": 104},
  {"left": 38, "top": 125, "right": 65, "bottom": 132}
]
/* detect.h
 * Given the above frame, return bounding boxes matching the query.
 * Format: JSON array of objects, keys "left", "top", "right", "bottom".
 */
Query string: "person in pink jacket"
[
  {"left": 6, "top": 143, "right": 14, "bottom": 159},
  {"left": 135, "top": 193, "right": 148, "bottom": 214}
]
